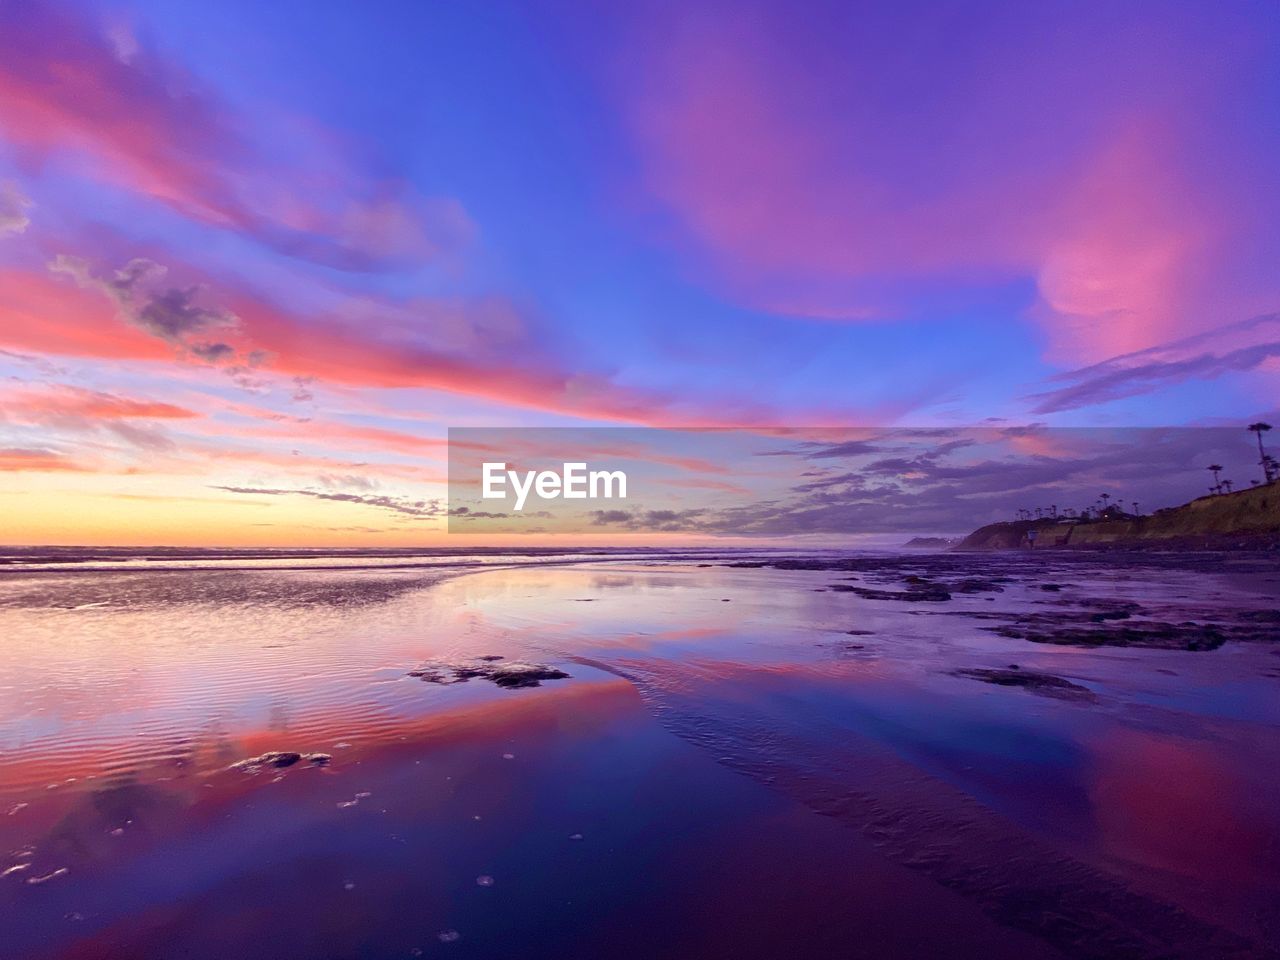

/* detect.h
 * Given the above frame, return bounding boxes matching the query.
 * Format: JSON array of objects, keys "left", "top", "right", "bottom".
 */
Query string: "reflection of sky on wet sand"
[
  {"left": 2, "top": 558, "right": 1278, "bottom": 957},
  {"left": 1, "top": 677, "right": 1055, "bottom": 960}
]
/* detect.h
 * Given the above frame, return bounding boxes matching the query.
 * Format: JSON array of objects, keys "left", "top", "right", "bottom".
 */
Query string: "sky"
[{"left": 0, "top": 0, "right": 1277, "bottom": 546}]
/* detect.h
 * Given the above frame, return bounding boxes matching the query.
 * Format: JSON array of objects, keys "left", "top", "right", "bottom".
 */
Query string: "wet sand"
[{"left": 1, "top": 551, "right": 1278, "bottom": 958}]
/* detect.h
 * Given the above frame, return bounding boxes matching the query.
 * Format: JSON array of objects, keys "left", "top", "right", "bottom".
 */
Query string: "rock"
[
  {"left": 952, "top": 668, "right": 1096, "bottom": 701},
  {"left": 229, "top": 751, "right": 302, "bottom": 772},
  {"left": 304, "top": 753, "right": 332, "bottom": 766},
  {"left": 990, "top": 621, "right": 1226, "bottom": 651},
  {"left": 1088, "top": 609, "right": 1132, "bottom": 622},
  {"left": 406, "top": 666, "right": 459, "bottom": 684},
  {"left": 409, "top": 658, "right": 571, "bottom": 689},
  {"left": 831, "top": 584, "right": 952, "bottom": 602}
]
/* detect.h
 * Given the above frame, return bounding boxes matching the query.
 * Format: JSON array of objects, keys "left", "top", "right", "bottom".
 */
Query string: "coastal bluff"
[{"left": 957, "top": 484, "right": 1280, "bottom": 550}]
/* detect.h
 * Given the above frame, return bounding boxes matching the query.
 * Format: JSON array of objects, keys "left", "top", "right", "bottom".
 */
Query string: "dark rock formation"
[
  {"left": 409, "top": 658, "right": 571, "bottom": 689},
  {"left": 830, "top": 583, "right": 952, "bottom": 602},
  {"left": 228, "top": 751, "right": 330, "bottom": 772},
  {"left": 952, "top": 667, "right": 1096, "bottom": 701}
]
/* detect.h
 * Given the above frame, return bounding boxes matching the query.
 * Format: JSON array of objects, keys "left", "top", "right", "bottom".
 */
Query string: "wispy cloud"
[
  {"left": 0, "top": 1, "right": 472, "bottom": 271},
  {"left": 1029, "top": 313, "right": 1280, "bottom": 413},
  {"left": 50, "top": 256, "right": 242, "bottom": 364},
  {"left": 0, "top": 384, "right": 198, "bottom": 455},
  {"left": 0, "top": 181, "right": 32, "bottom": 236},
  {"left": 0, "top": 447, "right": 87, "bottom": 472},
  {"left": 614, "top": 1, "right": 1278, "bottom": 361},
  {"left": 211, "top": 484, "right": 442, "bottom": 518},
  {"left": 0, "top": 384, "right": 198, "bottom": 422}
]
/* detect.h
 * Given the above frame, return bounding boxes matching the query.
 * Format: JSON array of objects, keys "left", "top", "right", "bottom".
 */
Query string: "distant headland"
[
  {"left": 958, "top": 482, "right": 1280, "bottom": 551},
  {"left": 903, "top": 536, "right": 960, "bottom": 548}
]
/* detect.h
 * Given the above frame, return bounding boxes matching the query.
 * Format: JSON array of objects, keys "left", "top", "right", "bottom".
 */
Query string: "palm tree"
[
  {"left": 1249, "top": 422, "right": 1273, "bottom": 482},
  {"left": 1099, "top": 493, "right": 1111, "bottom": 515},
  {"left": 1222, "top": 479, "right": 1233, "bottom": 494},
  {"left": 1207, "top": 464, "right": 1224, "bottom": 494},
  {"left": 1132, "top": 501, "right": 1140, "bottom": 517}
]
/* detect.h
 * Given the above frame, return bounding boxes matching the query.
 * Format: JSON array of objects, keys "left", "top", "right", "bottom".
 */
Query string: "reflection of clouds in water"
[
  {"left": 1, "top": 555, "right": 1277, "bottom": 957},
  {"left": 267, "top": 703, "right": 292, "bottom": 735},
  {"left": 1088, "top": 726, "right": 1280, "bottom": 884},
  {"left": 589, "top": 574, "right": 637, "bottom": 590},
  {"left": 589, "top": 574, "right": 693, "bottom": 591}
]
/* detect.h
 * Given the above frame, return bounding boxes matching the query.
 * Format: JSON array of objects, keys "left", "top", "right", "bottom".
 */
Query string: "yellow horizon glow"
[{"left": 0, "top": 473, "right": 760, "bottom": 548}]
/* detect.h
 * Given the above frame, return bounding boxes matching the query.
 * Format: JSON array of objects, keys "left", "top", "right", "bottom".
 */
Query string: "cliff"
[{"left": 957, "top": 483, "right": 1280, "bottom": 550}]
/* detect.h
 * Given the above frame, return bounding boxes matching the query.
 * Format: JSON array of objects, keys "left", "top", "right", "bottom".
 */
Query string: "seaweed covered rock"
[
  {"left": 952, "top": 667, "right": 1096, "bottom": 701},
  {"left": 409, "top": 656, "right": 571, "bottom": 689},
  {"left": 229, "top": 751, "right": 331, "bottom": 773},
  {"left": 957, "top": 665, "right": 1095, "bottom": 701},
  {"left": 830, "top": 583, "right": 953, "bottom": 602}
]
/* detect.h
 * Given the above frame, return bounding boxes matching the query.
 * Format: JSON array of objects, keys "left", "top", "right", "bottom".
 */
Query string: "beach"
[{"left": 2, "top": 549, "right": 1279, "bottom": 959}]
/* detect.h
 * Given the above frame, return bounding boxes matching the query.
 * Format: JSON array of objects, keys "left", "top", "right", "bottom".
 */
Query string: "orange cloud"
[
  {"left": 0, "top": 447, "right": 87, "bottom": 471},
  {"left": 0, "top": 384, "right": 199, "bottom": 421},
  {"left": 7, "top": 250, "right": 887, "bottom": 430},
  {"left": 234, "top": 419, "right": 448, "bottom": 458},
  {"left": 0, "top": 269, "right": 170, "bottom": 360}
]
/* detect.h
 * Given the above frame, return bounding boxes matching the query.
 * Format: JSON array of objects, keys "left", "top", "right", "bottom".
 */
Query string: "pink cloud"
[
  {"left": 11, "top": 247, "right": 902, "bottom": 429},
  {"left": 194, "top": 443, "right": 448, "bottom": 485},
  {"left": 0, "top": 447, "right": 87, "bottom": 471},
  {"left": 0, "top": 269, "right": 171, "bottom": 360},
  {"left": 228, "top": 419, "right": 449, "bottom": 459},
  {"left": 613, "top": 2, "right": 1278, "bottom": 362},
  {"left": 0, "top": 1, "right": 472, "bottom": 271},
  {"left": 219, "top": 279, "right": 890, "bottom": 427},
  {"left": 0, "top": 384, "right": 199, "bottom": 421}
]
